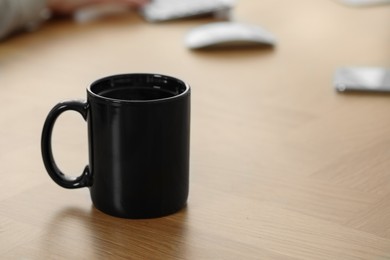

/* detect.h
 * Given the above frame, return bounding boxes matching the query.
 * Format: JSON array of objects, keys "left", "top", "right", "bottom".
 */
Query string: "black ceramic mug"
[{"left": 41, "top": 73, "right": 191, "bottom": 219}]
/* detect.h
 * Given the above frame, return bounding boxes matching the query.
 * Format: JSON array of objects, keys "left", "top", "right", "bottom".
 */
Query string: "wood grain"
[{"left": 0, "top": 0, "right": 390, "bottom": 259}]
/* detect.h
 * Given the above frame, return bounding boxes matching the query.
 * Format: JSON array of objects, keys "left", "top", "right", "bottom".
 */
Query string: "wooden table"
[{"left": 1, "top": 0, "right": 390, "bottom": 259}]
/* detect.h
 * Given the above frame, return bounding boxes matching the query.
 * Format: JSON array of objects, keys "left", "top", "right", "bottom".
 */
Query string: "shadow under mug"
[{"left": 41, "top": 73, "right": 191, "bottom": 219}]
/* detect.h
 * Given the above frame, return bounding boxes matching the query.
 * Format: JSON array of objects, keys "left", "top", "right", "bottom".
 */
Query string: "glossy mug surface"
[{"left": 41, "top": 74, "right": 191, "bottom": 219}]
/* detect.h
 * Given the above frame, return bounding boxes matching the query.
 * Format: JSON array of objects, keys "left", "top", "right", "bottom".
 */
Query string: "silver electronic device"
[
  {"left": 140, "top": 0, "right": 235, "bottom": 22},
  {"left": 334, "top": 67, "right": 390, "bottom": 92},
  {"left": 339, "top": 0, "right": 390, "bottom": 6}
]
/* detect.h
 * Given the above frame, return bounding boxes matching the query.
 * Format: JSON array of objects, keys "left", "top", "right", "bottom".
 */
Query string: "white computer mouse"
[{"left": 185, "top": 21, "right": 276, "bottom": 49}]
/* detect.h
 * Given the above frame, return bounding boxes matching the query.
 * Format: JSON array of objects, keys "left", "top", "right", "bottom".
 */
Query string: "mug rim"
[{"left": 87, "top": 73, "right": 190, "bottom": 104}]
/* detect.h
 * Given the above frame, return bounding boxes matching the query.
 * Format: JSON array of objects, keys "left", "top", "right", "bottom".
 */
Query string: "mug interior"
[{"left": 89, "top": 74, "right": 189, "bottom": 102}]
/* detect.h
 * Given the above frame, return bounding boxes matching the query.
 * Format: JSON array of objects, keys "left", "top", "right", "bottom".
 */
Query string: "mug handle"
[{"left": 41, "top": 101, "right": 92, "bottom": 189}]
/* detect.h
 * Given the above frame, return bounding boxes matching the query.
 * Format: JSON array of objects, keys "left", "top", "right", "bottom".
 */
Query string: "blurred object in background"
[
  {"left": 74, "top": 3, "right": 130, "bottom": 23},
  {"left": 140, "top": 0, "right": 235, "bottom": 22},
  {"left": 334, "top": 67, "right": 390, "bottom": 92},
  {"left": 339, "top": 0, "right": 390, "bottom": 6}
]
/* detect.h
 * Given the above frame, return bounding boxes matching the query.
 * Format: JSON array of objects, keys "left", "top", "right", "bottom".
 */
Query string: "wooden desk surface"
[{"left": 1, "top": 0, "right": 390, "bottom": 259}]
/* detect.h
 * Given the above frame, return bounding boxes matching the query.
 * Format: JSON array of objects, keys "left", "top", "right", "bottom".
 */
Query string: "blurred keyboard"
[{"left": 140, "top": 0, "right": 235, "bottom": 22}]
